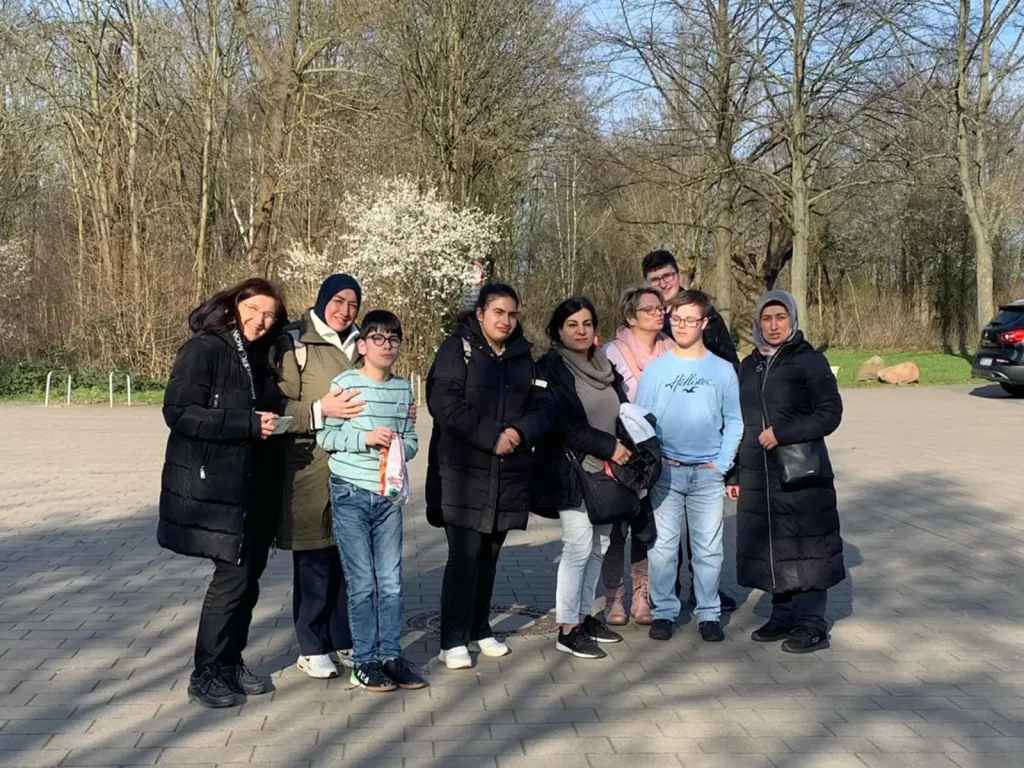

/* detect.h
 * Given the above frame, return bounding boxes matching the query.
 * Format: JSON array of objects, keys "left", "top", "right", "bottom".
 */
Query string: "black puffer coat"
[
  {"left": 735, "top": 333, "right": 845, "bottom": 594},
  {"left": 532, "top": 351, "right": 625, "bottom": 517},
  {"left": 158, "top": 312, "right": 283, "bottom": 564},
  {"left": 425, "top": 314, "right": 553, "bottom": 533}
]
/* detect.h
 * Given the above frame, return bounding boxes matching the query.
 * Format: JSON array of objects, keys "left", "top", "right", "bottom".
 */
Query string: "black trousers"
[
  {"left": 292, "top": 547, "right": 352, "bottom": 656},
  {"left": 440, "top": 525, "right": 507, "bottom": 651},
  {"left": 771, "top": 588, "right": 828, "bottom": 634},
  {"left": 194, "top": 536, "right": 272, "bottom": 672}
]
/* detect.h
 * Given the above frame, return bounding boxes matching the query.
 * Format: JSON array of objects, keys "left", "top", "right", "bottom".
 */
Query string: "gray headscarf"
[{"left": 753, "top": 289, "right": 799, "bottom": 355}]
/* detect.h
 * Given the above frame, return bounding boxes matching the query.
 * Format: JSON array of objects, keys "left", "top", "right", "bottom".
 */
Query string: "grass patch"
[
  {"left": 0, "top": 387, "right": 165, "bottom": 405},
  {"left": 823, "top": 348, "right": 974, "bottom": 387}
]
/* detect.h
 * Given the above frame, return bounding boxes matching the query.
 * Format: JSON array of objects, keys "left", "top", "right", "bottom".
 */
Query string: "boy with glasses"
[
  {"left": 636, "top": 291, "right": 742, "bottom": 643},
  {"left": 317, "top": 310, "right": 426, "bottom": 692}
]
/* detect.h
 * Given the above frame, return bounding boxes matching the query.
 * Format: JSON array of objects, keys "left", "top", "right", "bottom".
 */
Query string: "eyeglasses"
[
  {"left": 648, "top": 271, "right": 679, "bottom": 287},
  {"left": 636, "top": 305, "right": 666, "bottom": 316},
  {"left": 669, "top": 315, "right": 705, "bottom": 328},
  {"left": 366, "top": 333, "right": 402, "bottom": 349},
  {"left": 243, "top": 303, "right": 277, "bottom": 324}
]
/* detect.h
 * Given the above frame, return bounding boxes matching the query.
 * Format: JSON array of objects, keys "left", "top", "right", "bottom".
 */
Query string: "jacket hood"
[{"left": 454, "top": 311, "right": 531, "bottom": 357}]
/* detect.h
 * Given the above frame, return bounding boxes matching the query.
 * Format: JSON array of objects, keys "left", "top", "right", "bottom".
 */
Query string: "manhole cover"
[{"left": 405, "top": 604, "right": 558, "bottom": 639}]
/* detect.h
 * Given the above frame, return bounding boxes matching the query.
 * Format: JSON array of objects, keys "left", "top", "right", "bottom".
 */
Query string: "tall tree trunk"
[{"left": 789, "top": 0, "right": 809, "bottom": 320}]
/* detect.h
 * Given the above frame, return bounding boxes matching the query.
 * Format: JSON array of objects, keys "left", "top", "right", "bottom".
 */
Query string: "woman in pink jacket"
[{"left": 600, "top": 285, "right": 674, "bottom": 624}]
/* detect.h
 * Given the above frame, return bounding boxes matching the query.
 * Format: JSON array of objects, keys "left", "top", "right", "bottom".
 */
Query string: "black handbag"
[
  {"left": 758, "top": 366, "right": 833, "bottom": 488},
  {"left": 566, "top": 452, "right": 641, "bottom": 526}
]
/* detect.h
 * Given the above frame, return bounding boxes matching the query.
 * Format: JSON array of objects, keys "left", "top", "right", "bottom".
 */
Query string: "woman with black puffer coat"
[
  {"left": 425, "top": 283, "right": 554, "bottom": 671},
  {"left": 727, "top": 289, "right": 844, "bottom": 655},
  {"left": 158, "top": 278, "right": 289, "bottom": 708}
]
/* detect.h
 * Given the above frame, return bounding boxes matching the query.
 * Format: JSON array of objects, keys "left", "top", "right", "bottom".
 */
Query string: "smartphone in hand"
[{"left": 270, "top": 415, "right": 294, "bottom": 435}]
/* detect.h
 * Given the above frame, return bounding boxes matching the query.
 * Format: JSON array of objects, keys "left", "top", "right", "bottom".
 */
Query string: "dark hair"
[
  {"left": 668, "top": 288, "right": 713, "bottom": 319},
  {"left": 546, "top": 296, "right": 599, "bottom": 344},
  {"left": 475, "top": 282, "right": 520, "bottom": 311},
  {"left": 189, "top": 277, "right": 288, "bottom": 337},
  {"left": 641, "top": 249, "right": 679, "bottom": 278},
  {"left": 360, "top": 309, "right": 403, "bottom": 339}
]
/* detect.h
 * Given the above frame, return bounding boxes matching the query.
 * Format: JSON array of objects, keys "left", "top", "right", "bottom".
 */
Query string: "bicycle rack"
[
  {"left": 109, "top": 371, "right": 133, "bottom": 407},
  {"left": 44, "top": 370, "right": 72, "bottom": 408}
]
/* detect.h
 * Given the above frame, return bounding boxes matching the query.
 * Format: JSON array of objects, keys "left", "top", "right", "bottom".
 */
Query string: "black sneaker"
[
  {"left": 581, "top": 615, "right": 623, "bottom": 644},
  {"left": 781, "top": 626, "right": 830, "bottom": 654},
  {"left": 382, "top": 657, "right": 428, "bottom": 690},
  {"left": 350, "top": 661, "right": 398, "bottom": 691},
  {"left": 751, "top": 619, "right": 795, "bottom": 643},
  {"left": 698, "top": 621, "right": 725, "bottom": 642},
  {"left": 648, "top": 619, "right": 674, "bottom": 641},
  {"left": 187, "top": 666, "right": 237, "bottom": 709},
  {"left": 556, "top": 626, "right": 606, "bottom": 659},
  {"left": 688, "top": 589, "right": 737, "bottom": 612},
  {"left": 224, "top": 659, "right": 269, "bottom": 696}
]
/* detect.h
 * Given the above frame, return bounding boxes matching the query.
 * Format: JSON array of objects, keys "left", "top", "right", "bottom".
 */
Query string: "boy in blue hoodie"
[{"left": 317, "top": 310, "right": 425, "bottom": 692}]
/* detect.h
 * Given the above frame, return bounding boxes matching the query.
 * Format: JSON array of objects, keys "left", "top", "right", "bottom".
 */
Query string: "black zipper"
[{"left": 756, "top": 340, "right": 792, "bottom": 592}]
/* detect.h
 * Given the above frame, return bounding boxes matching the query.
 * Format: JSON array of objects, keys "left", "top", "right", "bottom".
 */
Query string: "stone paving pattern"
[{"left": 0, "top": 384, "right": 1023, "bottom": 767}]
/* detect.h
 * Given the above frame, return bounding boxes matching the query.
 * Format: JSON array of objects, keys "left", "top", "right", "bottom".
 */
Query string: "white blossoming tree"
[
  {"left": 337, "top": 177, "right": 501, "bottom": 372},
  {"left": 0, "top": 239, "right": 31, "bottom": 348}
]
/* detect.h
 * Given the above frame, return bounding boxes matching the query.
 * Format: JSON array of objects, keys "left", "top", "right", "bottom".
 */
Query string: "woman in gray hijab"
[{"left": 727, "top": 290, "right": 844, "bottom": 654}]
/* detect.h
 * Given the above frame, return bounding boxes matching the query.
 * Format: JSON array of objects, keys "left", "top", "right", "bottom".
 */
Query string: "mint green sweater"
[{"left": 315, "top": 369, "right": 418, "bottom": 494}]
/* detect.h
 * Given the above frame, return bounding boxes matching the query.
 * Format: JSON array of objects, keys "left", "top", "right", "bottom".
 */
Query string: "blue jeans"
[
  {"left": 647, "top": 465, "right": 725, "bottom": 622},
  {"left": 329, "top": 476, "right": 403, "bottom": 665}
]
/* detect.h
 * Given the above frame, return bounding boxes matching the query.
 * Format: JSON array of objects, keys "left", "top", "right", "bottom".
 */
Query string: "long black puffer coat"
[
  {"left": 158, "top": 310, "right": 283, "bottom": 564},
  {"left": 425, "top": 313, "right": 553, "bottom": 533},
  {"left": 735, "top": 332, "right": 845, "bottom": 594},
  {"left": 532, "top": 350, "right": 625, "bottom": 517}
]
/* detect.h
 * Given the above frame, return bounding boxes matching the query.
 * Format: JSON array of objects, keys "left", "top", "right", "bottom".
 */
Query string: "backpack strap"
[{"left": 286, "top": 327, "right": 307, "bottom": 372}]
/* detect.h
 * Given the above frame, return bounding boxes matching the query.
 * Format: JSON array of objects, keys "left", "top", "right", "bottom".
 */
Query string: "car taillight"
[{"left": 1000, "top": 328, "right": 1024, "bottom": 343}]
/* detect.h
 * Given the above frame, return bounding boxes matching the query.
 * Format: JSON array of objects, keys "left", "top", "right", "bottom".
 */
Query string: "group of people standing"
[{"left": 157, "top": 248, "right": 845, "bottom": 709}]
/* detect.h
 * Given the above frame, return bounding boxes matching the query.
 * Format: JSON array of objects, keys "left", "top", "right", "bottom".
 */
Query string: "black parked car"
[{"left": 972, "top": 299, "right": 1024, "bottom": 397}]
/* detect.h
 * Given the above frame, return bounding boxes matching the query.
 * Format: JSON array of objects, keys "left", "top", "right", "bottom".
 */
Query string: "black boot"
[{"left": 188, "top": 666, "right": 237, "bottom": 709}]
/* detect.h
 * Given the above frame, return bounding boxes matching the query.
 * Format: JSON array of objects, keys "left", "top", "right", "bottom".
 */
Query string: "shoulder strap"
[{"left": 287, "top": 327, "right": 307, "bottom": 372}]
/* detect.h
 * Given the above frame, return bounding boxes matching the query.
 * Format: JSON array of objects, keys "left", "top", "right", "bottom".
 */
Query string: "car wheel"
[{"left": 999, "top": 383, "right": 1024, "bottom": 398}]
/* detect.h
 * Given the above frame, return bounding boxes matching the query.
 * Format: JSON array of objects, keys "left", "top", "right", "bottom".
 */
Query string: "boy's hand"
[{"left": 365, "top": 426, "right": 395, "bottom": 447}]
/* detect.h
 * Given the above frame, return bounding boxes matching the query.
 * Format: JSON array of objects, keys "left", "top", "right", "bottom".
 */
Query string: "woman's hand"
[
  {"left": 611, "top": 440, "right": 632, "bottom": 465},
  {"left": 758, "top": 426, "right": 778, "bottom": 450},
  {"left": 726, "top": 485, "right": 741, "bottom": 501},
  {"left": 365, "top": 426, "right": 396, "bottom": 448},
  {"left": 256, "top": 411, "right": 277, "bottom": 439},
  {"left": 494, "top": 428, "right": 521, "bottom": 456},
  {"left": 321, "top": 386, "right": 365, "bottom": 419}
]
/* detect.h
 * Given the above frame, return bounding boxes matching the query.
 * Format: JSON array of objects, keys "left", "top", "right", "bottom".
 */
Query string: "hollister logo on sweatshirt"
[{"left": 666, "top": 373, "right": 714, "bottom": 393}]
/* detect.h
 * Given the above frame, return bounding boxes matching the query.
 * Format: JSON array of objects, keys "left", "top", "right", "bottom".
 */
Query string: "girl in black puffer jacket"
[
  {"left": 159, "top": 278, "right": 288, "bottom": 707},
  {"left": 426, "top": 283, "right": 553, "bottom": 669},
  {"left": 730, "top": 290, "right": 844, "bottom": 654}
]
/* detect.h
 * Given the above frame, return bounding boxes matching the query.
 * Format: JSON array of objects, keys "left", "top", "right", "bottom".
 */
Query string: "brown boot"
[
  {"left": 631, "top": 563, "right": 653, "bottom": 625},
  {"left": 604, "top": 585, "right": 628, "bottom": 626}
]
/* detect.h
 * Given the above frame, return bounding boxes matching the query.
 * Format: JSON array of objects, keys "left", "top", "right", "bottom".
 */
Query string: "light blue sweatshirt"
[
  {"left": 635, "top": 350, "right": 742, "bottom": 471},
  {"left": 316, "top": 368, "right": 418, "bottom": 495}
]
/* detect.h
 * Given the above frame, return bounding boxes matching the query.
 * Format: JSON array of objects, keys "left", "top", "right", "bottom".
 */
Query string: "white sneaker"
[
  {"left": 473, "top": 637, "right": 510, "bottom": 658},
  {"left": 296, "top": 654, "right": 338, "bottom": 679},
  {"left": 333, "top": 649, "right": 354, "bottom": 669},
  {"left": 438, "top": 646, "right": 473, "bottom": 670}
]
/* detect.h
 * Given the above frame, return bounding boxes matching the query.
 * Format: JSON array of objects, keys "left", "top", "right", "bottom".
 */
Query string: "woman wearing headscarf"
[
  {"left": 274, "top": 274, "right": 368, "bottom": 680},
  {"left": 158, "top": 278, "right": 289, "bottom": 708},
  {"left": 728, "top": 290, "right": 844, "bottom": 654}
]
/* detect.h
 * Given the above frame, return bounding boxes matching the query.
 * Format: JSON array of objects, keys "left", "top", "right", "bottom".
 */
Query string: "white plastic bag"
[{"left": 380, "top": 435, "right": 409, "bottom": 505}]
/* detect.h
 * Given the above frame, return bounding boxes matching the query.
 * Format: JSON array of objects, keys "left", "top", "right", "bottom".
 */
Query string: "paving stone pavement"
[{"left": 0, "top": 383, "right": 1023, "bottom": 768}]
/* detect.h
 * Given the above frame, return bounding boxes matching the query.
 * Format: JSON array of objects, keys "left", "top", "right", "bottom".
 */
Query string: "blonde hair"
[{"left": 619, "top": 285, "right": 665, "bottom": 324}]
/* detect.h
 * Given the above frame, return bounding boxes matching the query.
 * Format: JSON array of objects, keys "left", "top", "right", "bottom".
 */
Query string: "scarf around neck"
[
  {"left": 556, "top": 344, "right": 619, "bottom": 472},
  {"left": 611, "top": 325, "right": 675, "bottom": 382}
]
